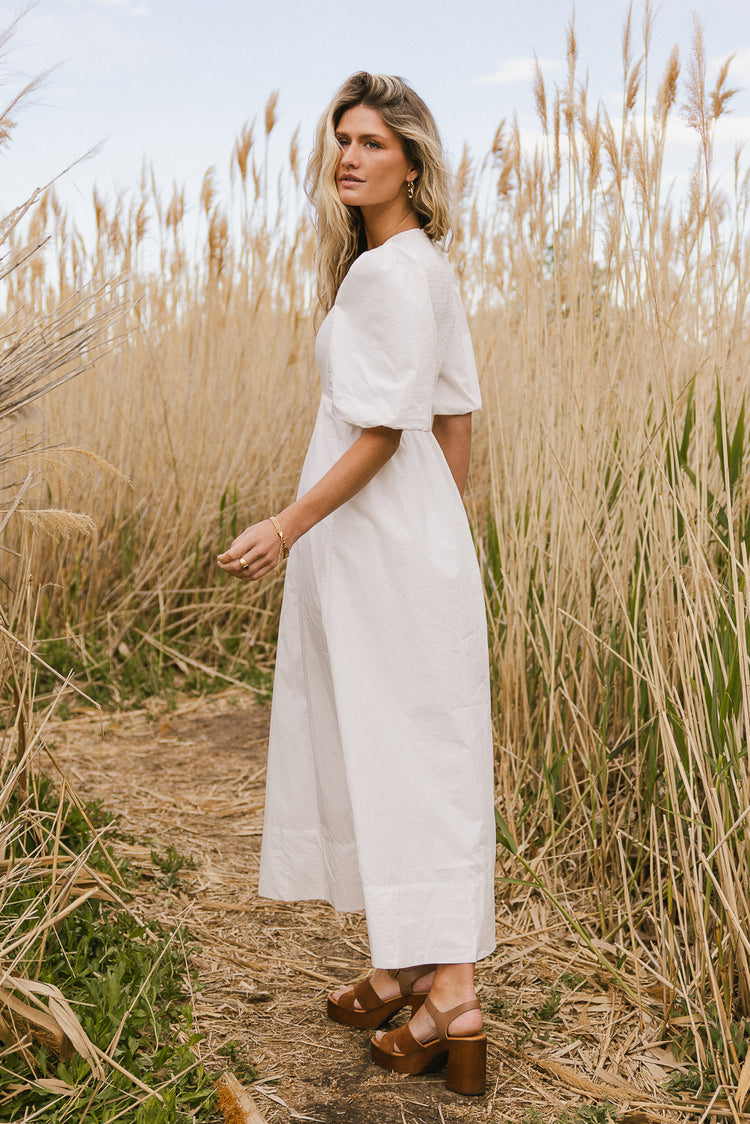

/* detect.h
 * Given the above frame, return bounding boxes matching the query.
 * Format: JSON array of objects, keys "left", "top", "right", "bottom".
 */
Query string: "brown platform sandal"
[
  {"left": 370, "top": 995, "right": 486, "bottom": 1096},
  {"left": 326, "top": 966, "right": 435, "bottom": 1030}
]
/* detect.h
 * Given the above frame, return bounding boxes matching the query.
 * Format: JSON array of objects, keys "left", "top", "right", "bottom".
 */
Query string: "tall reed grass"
[
  {"left": 472, "top": 6, "right": 750, "bottom": 1100},
  {"left": 3, "top": 117, "right": 317, "bottom": 703},
  {"left": 0, "top": 40, "right": 222, "bottom": 1116},
  {"left": 3, "top": 0, "right": 750, "bottom": 1105}
]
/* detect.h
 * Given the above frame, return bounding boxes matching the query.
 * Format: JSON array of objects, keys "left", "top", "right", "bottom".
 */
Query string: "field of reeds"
[{"left": 2, "top": 0, "right": 750, "bottom": 1116}]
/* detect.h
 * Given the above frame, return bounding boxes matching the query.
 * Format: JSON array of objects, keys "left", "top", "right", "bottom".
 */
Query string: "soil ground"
[{"left": 46, "top": 690, "right": 691, "bottom": 1124}]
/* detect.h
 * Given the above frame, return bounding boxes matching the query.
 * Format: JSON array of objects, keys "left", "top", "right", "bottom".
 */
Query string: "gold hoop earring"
[{"left": 406, "top": 180, "right": 415, "bottom": 200}]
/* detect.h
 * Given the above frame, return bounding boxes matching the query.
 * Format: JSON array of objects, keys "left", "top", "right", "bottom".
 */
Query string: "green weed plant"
[{"left": 0, "top": 784, "right": 219, "bottom": 1122}]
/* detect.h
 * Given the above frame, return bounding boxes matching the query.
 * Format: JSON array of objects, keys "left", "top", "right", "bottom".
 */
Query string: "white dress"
[{"left": 258, "top": 228, "right": 496, "bottom": 968}]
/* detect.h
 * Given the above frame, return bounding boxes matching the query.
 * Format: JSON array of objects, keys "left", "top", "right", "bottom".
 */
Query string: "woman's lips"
[{"left": 340, "top": 176, "right": 363, "bottom": 183}]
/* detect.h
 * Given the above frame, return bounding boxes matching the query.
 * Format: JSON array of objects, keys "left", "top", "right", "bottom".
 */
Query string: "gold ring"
[{"left": 239, "top": 556, "right": 249, "bottom": 570}]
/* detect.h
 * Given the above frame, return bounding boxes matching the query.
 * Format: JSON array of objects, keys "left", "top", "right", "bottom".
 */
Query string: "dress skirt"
[{"left": 258, "top": 397, "right": 497, "bottom": 967}]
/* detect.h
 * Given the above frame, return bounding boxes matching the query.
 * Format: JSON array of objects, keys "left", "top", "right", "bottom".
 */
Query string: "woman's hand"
[{"left": 218, "top": 519, "right": 284, "bottom": 582}]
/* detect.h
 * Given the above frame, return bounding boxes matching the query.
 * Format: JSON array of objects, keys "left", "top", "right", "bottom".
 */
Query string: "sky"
[{"left": 0, "top": 0, "right": 749, "bottom": 237}]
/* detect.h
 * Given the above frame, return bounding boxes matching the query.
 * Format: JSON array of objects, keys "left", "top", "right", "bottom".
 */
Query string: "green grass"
[
  {"left": 536, "top": 987, "right": 562, "bottom": 1022},
  {"left": 150, "top": 844, "right": 198, "bottom": 889},
  {"left": 0, "top": 912, "right": 216, "bottom": 1122},
  {"left": 33, "top": 621, "right": 273, "bottom": 714},
  {"left": 0, "top": 782, "right": 223, "bottom": 1122}
]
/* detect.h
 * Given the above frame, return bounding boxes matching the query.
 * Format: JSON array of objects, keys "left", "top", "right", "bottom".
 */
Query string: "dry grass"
[
  {"left": 0, "top": 32, "right": 192, "bottom": 1114},
  {"left": 2, "top": 1, "right": 750, "bottom": 1114},
  {"left": 468, "top": 12, "right": 750, "bottom": 1108}
]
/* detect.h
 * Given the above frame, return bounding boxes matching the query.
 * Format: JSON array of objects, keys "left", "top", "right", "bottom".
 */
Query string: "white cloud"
[{"left": 476, "top": 57, "right": 562, "bottom": 86}]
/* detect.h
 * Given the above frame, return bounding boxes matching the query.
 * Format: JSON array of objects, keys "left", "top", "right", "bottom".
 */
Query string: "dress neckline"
[{"left": 367, "top": 227, "right": 427, "bottom": 253}]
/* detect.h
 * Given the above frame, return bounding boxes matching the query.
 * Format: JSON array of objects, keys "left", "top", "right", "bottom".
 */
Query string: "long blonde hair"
[{"left": 305, "top": 72, "right": 452, "bottom": 319}]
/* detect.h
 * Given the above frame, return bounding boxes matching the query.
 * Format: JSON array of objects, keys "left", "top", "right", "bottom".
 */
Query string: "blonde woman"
[{"left": 218, "top": 72, "right": 496, "bottom": 1096}]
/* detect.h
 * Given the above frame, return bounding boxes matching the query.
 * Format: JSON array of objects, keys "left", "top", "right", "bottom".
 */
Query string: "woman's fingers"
[
  {"left": 218, "top": 556, "right": 269, "bottom": 581},
  {"left": 235, "top": 552, "right": 271, "bottom": 581},
  {"left": 218, "top": 551, "right": 261, "bottom": 579},
  {"left": 217, "top": 522, "right": 281, "bottom": 582},
  {"left": 217, "top": 549, "right": 247, "bottom": 571}
]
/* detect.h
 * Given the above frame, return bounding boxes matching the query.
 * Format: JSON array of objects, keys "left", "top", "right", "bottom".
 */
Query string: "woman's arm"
[
  {"left": 218, "top": 426, "right": 401, "bottom": 581},
  {"left": 432, "top": 413, "right": 472, "bottom": 497}
]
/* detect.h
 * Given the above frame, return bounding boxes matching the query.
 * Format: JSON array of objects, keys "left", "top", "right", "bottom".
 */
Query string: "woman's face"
[{"left": 335, "top": 104, "right": 415, "bottom": 209}]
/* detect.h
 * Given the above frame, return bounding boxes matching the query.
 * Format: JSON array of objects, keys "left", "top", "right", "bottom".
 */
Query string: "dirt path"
[{"left": 47, "top": 691, "right": 684, "bottom": 1124}]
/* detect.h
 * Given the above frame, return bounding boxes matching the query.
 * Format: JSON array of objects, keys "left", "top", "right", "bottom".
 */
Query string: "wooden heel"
[
  {"left": 371, "top": 995, "right": 487, "bottom": 1096},
  {"left": 446, "top": 1034, "right": 486, "bottom": 1096}
]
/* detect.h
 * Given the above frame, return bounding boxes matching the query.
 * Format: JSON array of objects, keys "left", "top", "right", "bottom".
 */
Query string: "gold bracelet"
[{"left": 269, "top": 515, "right": 288, "bottom": 576}]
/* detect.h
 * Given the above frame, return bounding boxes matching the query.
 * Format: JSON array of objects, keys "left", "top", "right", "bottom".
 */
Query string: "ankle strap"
[
  {"left": 424, "top": 995, "right": 480, "bottom": 1038},
  {"left": 388, "top": 966, "right": 436, "bottom": 997}
]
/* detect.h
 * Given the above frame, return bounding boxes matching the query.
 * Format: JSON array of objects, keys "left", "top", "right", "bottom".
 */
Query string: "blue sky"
[{"left": 0, "top": 0, "right": 748, "bottom": 230}]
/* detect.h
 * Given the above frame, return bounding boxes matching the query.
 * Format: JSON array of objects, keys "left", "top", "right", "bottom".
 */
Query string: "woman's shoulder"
[
  {"left": 363, "top": 228, "right": 445, "bottom": 271},
  {"left": 340, "top": 229, "right": 451, "bottom": 306}
]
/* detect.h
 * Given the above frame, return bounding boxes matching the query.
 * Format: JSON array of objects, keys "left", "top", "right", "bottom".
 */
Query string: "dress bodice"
[{"left": 314, "top": 229, "right": 480, "bottom": 430}]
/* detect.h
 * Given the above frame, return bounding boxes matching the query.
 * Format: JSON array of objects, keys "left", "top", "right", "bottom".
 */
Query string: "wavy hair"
[{"left": 305, "top": 72, "right": 453, "bottom": 319}]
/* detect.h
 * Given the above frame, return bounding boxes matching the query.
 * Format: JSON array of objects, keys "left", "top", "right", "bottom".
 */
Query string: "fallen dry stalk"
[
  {"left": 216, "top": 1072, "right": 269, "bottom": 1124},
  {"left": 0, "top": 983, "right": 73, "bottom": 1061}
]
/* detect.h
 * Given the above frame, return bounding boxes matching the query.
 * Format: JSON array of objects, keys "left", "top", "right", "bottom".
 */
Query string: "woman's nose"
[{"left": 341, "top": 143, "right": 359, "bottom": 166}]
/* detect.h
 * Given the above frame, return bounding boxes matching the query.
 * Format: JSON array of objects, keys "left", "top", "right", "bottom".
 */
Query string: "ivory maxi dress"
[{"left": 258, "top": 228, "right": 496, "bottom": 968}]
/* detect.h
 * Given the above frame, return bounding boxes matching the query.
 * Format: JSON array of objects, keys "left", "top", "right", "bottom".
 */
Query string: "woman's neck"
[{"left": 361, "top": 201, "right": 420, "bottom": 249}]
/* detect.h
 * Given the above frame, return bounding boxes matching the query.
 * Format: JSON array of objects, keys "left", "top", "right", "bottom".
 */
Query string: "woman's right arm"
[{"left": 217, "top": 426, "right": 401, "bottom": 581}]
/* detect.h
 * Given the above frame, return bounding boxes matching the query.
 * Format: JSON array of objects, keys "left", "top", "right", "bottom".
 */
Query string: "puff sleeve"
[
  {"left": 327, "top": 242, "right": 438, "bottom": 431},
  {"left": 432, "top": 279, "right": 482, "bottom": 416}
]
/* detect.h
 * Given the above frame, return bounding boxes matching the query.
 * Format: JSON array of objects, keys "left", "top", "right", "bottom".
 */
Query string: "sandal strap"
[
  {"left": 389, "top": 965, "right": 436, "bottom": 998},
  {"left": 424, "top": 995, "right": 480, "bottom": 1039},
  {"left": 377, "top": 1020, "right": 424, "bottom": 1057},
  {"left": 339, "top": 976, "right": 382, "bottom": 1013}
]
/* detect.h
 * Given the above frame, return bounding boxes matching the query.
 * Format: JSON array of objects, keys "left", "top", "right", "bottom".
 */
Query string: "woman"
[{"left": 218, "top": 72, "right": 496, "bottom": 1096}]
